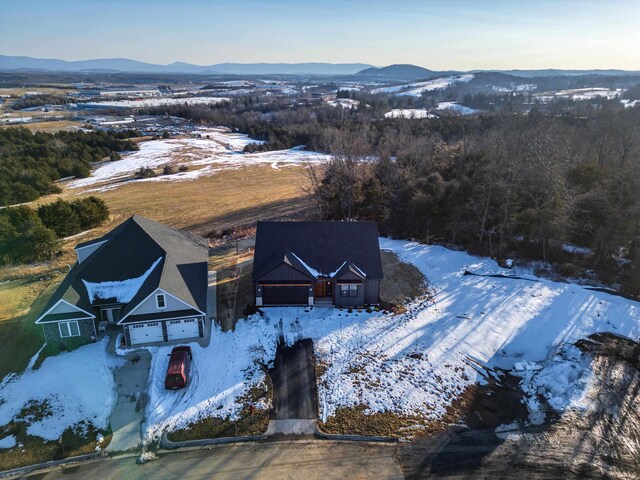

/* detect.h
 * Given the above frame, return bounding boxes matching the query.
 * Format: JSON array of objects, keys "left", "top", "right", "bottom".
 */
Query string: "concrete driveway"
[
  {"left": 267, "top": 339, "right": 318, "bottom": 435},
  {"left": 107, "top": 350, "right": 151, "bottom": 452}
]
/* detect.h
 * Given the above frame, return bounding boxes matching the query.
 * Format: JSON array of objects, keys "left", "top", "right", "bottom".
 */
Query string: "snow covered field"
[
  {"left": 372, "top": 74, "right": 474, "bottom": 96},
  {"left": 0, "top": 338, "right": 123, "bottom": 441},
  {"left": 535, "top": 88, "right": 624, "bottom": 103},
  {"left": 80, "top": 96, "right": 229, "bottom": 109},
  {"left": 68, "top": 128, "right": 329, "bottom": 191},
  {"left": 437, "top": 102, "right": 477, "bottom": 115}
]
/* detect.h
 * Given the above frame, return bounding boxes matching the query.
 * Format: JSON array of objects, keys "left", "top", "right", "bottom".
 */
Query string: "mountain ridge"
[{"left": 0, "top": 55, "right": 373, "bottom": 75}]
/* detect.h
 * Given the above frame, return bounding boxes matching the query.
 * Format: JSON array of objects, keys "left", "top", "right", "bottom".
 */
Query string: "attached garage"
[
  {"left": 167, "top": 317, "right": 201, "bottom": 341},
  {"left": 129, "top": 322, "right": 164, "bottom": 345},
  {"left": 262, "top": 285, "right": 309, "bottom": 305}
]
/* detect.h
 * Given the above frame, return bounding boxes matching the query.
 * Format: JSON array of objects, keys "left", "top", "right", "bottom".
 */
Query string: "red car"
[{"left": 164, "top": 346, "right": 192, "bottom": 390}]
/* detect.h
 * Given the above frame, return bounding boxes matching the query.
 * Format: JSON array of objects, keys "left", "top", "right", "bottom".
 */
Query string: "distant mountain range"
[
  {"left": 0, "top": 55, "right": 638, "bottom": 79},
  {"left": 0, "top": 55, "right": 373, "bottom": 75},
  {"left": 355, "top": 64, "right": 456, "bottom": 81}
]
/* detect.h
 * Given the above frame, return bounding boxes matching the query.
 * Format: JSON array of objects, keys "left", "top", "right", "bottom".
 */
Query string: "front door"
[
  {"left": 101, "top": 308, "right": 120, "bottom": 324},
  {"left": 314, "top": 281, "right": 332, "bottom": 298}
]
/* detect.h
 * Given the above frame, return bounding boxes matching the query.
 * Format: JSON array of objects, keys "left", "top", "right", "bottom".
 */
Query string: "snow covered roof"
[{"left": 253, "top": 221, "right": 383, "bottom": 281}]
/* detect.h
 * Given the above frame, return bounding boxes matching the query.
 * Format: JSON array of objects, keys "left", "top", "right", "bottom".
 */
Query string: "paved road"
[
  {"left": 269, "top": 339, "right": 318, "bottom": 420},
  {"left": 31, "top": 441, "right": 403, "bottom": 480}
]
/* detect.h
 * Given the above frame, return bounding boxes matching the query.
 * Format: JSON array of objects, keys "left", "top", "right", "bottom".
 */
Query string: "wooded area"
[
  {"left": 0, "top": 128, "right": 137, "bottom": 206},
  {"left": 0, "top": 197, "right": 109, "bottom": 265}
]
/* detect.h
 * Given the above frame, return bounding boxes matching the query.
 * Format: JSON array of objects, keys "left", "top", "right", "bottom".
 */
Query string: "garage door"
[
  {"left": 167, "top": 318, "right": 200, "bottom": 341},
  {"left": 262, "top": 285, "right": 308, "bottom": 305},
  {"left": 129, "top": 322, "right": 164, "bottom": 345}
]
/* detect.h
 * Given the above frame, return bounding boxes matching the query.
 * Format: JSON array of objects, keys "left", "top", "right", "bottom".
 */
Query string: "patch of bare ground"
[
  {"left": 0, "top": 418, "right": 110, "bottom": 472},
  {"left": 167, "top": 377, "right": 272, "bottom": 442},
  {"left": 398, "top": 334, "right": 640, "bottom": 479},
  {"left": 380, "top": 250, "right": 428, "bottom": 306}
]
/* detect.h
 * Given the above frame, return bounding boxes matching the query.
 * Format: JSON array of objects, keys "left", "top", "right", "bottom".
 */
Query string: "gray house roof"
[
  {"left": 37, "top": 215, "right": 208, "bottom": 324},
  {"left": 252, "top": 221, "right": 383, "bottom": 282}
]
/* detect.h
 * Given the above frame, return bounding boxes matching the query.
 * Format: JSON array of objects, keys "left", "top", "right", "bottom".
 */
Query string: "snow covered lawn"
[
  {"left": 138, "top": 320, "right": 278, "bottom": 443},
  {"left": 69, "top": 127, "right": 329, "bottom": 192},
  {"left": 0, "top": 338, "right": 123, "bottom": 441},
  {"left": 119, "top": 239, "right": 638, "bottom": 441},
  {"left": 262, "top": 239, "right": 639, "bottom": 425}
]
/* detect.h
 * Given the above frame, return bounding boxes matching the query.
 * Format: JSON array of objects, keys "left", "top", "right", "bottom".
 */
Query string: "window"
[
  {"left": 156, "top": 294, "right": 166, "bottom": 309},
  {"left": 339, "top": 284, "right": 358, "bottom": 297},
  {"left": 59, "top": 321, "right": 80, "bottom": 338}
]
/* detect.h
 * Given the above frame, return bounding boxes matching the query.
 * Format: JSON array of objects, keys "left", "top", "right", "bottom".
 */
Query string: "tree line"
[
  {"left": 0, "top": 197, "right": 109, "bottom": 265},
  {"left": 0, "top": 127, "right": 137, "bottom": 206},
  {"left": 305, "top": 106, "right": 640, "bottom": 297}
]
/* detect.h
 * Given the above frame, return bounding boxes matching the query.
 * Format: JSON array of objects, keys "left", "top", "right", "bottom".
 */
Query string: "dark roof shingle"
[{"left": 252, "top": 221, "right": 383, "bottom": 281}]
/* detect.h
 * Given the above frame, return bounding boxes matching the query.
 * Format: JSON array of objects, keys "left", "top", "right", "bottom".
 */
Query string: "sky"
[{"left": 1, "top": 0, "right": 639, "bottom": 70}]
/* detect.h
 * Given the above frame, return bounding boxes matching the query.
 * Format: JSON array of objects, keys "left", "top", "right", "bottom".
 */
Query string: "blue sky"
[{"left": 2, "top": 0, "right": 639, "bottom": 69}]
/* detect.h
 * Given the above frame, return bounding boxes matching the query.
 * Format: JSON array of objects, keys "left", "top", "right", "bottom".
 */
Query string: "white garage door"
[
  {"left": 129, "top": 322, "right": 164, "bottom": 345},
  {"left": 167, "top": 318, "right": 200, "bottom": 341}
]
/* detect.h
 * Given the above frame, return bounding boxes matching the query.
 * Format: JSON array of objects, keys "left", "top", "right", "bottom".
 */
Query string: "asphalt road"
[
  {"left": 31, "top": 441, "right": 403, "bottom": 480},
  {"left": 269, "top": 339, "right": 318, "bottom": 420}
]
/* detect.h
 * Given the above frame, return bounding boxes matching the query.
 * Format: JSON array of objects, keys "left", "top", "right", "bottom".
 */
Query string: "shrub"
[
  {"left": 37, "top": 199, "right": 81, "bottom": 238},
  {"left": 136, "top": 167, "right": 156, "bottom": 178},
  {"left": 178, "top": 165, "right": 189, "bottom": 172},
  {"left": 162, "top": 164, "right": 176, "bottom": 175}
]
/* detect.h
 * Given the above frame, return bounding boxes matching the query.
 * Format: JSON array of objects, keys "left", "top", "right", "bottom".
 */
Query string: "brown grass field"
[{"left": 0, "top": 120, "right": 84, "bottom": 133}]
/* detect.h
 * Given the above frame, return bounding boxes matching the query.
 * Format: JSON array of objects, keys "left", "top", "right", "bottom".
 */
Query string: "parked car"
[{"left": 164, "top": 346, "right": 192, "bottom": 390}]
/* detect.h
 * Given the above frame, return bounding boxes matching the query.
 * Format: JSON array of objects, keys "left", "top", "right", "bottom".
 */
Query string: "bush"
[
  {"left": 136, "top": 167, "right": 156, "bottom": 179},
  {"left": 162, "top": 164, "right": 176, "bottom": 175},
  {"left": 37, "top": 200, "right": 81, "bottom": 238},
  {"left": 72, "top": 197, "right": 109, "bottom": 229},
  {"left": 178, "top": 165, "right": 189, "bottom": 172},
  {"left": 37, "top": 197, "right": 109, "bottom": 238}
]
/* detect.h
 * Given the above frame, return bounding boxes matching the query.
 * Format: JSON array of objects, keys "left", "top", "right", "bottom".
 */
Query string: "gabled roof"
[
  {"left": 37, "top": 215, "right": 208, "bottom": 323},
  {"left": 252, "top": 221, "right": 383, "bottom": 281}
]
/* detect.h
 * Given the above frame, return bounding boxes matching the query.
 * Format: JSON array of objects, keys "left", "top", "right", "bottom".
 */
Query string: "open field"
[{"left": 0, "top": 120, "right": 83, "bottom": 132}]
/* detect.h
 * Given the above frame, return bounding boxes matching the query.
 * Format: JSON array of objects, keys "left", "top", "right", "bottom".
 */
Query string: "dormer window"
[{"left": 156, "top": 293, "right": 166, "bottom": 309}]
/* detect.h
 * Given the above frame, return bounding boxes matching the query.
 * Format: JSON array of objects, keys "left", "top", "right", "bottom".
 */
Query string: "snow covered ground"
[
  {"left": 3, "top": 239, "right": 637, "bottom": 444},
  {"left": 262, "top": 239, "right": 638, "bottom": 424},
  {"left": 68, "top": 128, "right": 329, "bottom": 191},
  {"left": 437, "top": 102, "right": 477, "bottom": 115},
  {"left": 372, "top": 74, "right": 474, "bottom": 96},
  {"left": 80, "top": 96, "right": 229, "bottom": 109},
  {"left": 0, "top": 338, "right": 123, "bottom": 441},
  {"left": 325, "top": 98, "right": 360, "bottom": 109},
  {"left": 535, "top": 88, "right": 624, "bottom": 103},
  {"left": 384, "top": 109, "right": 437, "bottom": 119},
  {"left": 134, "top": 238, "right": 638, "bottom": 440},
  {"left": 132, "top": 320, "right": 278, "bottom": 443}
]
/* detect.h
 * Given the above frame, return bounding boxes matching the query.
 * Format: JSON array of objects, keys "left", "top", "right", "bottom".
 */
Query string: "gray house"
[
  {"left": 252, "top": 221, "right": 383, "bottom": 307},
  {"left": 35, "top": 215, "right": 210, "bottom": 347}
]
